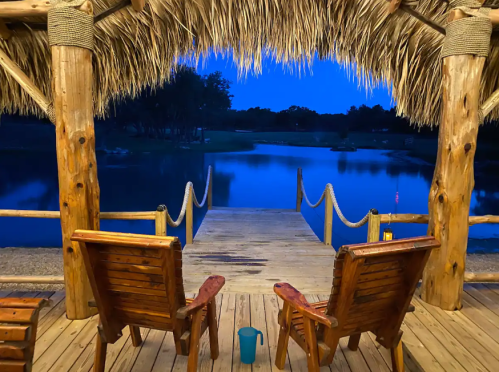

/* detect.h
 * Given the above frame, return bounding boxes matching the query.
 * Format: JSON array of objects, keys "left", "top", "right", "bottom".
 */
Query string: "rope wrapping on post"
[
  {"left": 165, "top": 166, "right": 212, "bottom": 227},
  {"left": 48, "top": 0, "right": 94, "bottom": 51},
  {"left": 441, "top": 0, "right": 492, "bottom": 59},
  {"left": 300, "top": 178, "right": 370, "bottom": 228}
]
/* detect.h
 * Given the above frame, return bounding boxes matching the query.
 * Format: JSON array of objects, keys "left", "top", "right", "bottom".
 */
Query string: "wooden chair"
[
  {"left": 0, "top": 297, "right": 50, "bottom": 372},
  {"left": 273, "top": 236, "right": 440, "bottom": 372},
  {"left": 71, "top": 230, "right": 225, "bottom": 372}
]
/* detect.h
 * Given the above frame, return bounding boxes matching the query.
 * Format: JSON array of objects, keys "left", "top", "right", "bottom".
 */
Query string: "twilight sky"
[{"left": 197, "top": 56, "right": 393, "bottom": 115}]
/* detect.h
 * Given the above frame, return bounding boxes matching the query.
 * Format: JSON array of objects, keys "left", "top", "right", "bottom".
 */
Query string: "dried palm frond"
[{"left": 2, "top": 0, "right": 499, "bottom": 125}]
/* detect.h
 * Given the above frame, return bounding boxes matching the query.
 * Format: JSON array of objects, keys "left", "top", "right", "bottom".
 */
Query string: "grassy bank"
[{"left": 3, "top": 123, "right": 498, "bottom": 162}]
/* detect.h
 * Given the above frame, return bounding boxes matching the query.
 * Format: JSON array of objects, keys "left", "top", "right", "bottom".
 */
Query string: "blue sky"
[{"left": 197, "top": 56, "right": 393, "bottom": 115}]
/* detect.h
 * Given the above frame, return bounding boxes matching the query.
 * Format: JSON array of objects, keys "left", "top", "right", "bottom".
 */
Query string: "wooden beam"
[
  {"left": 0, "top": 48, "right": 52, "bottom": 119},
  {"left": 0, "top": 0, "right": 51, "bottom": 18},
  {"left": 388, "top": 0, "right": 402, "bottom": 14},
  {"left": 399, "top": 4, "right": 446, "bottom": 35},
  {"left": 130, "top": 0, "right": 145, "bottom": 12},
  {"left": 464, "top": 272, "right": 499, "bottom": 283},
  {"left": 0, "top": 20, "right": 11, "bottom": 39},
  {"left": 480, "top": 88, "right": 499, "bottom": 121},
  {"left": 421, "top": 23, "right": 485, "bottom": 310},
  {"left": 380, "top": 214, "right": 429, "bottom": 224},
  {"left": 469, "top": 214, "right": 499, "bottom": 225},
  {"left": 0, "top": 276, "right": 64, "bottom": 284},
  {"left": 0, "top": 209, "right": 155, "bottom": 220},
  {"left": 51, "top": 0, "right": 99, "bottom": 320}
]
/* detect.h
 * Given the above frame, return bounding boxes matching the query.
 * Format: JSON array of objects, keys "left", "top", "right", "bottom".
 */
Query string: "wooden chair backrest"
[
  {"left": 72, "top": 230, "right": 185, "bottom": 344},
  {"left": 0, "top": 297, "right": 49, "bottom": 372},
  {"left": 324, "top": 236, "right": 440, "bottom": 348}
]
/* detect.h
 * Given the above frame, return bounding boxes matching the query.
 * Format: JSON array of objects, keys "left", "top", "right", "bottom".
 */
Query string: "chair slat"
[{"left": 0, "top": 326, "right": 30, "bottom": 342}]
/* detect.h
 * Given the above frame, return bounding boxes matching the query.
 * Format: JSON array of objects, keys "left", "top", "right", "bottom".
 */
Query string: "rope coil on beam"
[
  {"left": 48, "top": 0, "right": 94, "bottom": 51},
  {"left": 300, "top": 178, "right": 370, "bottom": 228}
]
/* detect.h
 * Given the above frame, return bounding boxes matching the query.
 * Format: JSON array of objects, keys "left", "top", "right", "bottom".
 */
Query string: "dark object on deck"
[
  {"left": 0, "top": 297, "right": 50, "bottom": 372},
  {"left": 330, "top": 146, "right": 357, "bottom": 152},
  {"left": 72, "top": 230, "right": 225, "bottom": 372},
  {"left": 273, "top": 236, "right": 440, "bottom": 372}
]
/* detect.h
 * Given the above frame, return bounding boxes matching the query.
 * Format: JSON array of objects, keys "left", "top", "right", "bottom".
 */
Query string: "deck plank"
[
  {"left": 250, "top": 294, "right": 272, "bottom": 372},
  {"left": 19, "top": 289, "right": 495, "bottom": 372}
]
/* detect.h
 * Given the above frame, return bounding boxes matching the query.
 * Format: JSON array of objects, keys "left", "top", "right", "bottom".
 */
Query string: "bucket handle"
[{"left": 257, "top": 330, "right": 263, "bottom": 345}]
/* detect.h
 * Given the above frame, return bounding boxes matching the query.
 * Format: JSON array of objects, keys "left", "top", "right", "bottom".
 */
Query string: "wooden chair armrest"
[
  {"left": 177, "top": 275, "right": 225, "bottom": 318},
  {"left": 0, "top": 297, "right": 51, "bottom": 309},
  {"left": 274, "top": 283, "right": 338, "bottom": 328}
]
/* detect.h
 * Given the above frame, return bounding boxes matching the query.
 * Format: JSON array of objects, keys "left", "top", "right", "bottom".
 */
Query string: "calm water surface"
[{"left": 1, "top": 145, "right": 498, "bottom": 252}]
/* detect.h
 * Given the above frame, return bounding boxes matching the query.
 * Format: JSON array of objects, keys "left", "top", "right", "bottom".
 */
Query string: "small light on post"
[{"left": 383, "top": 228, "right": 393, "bottom": 241}]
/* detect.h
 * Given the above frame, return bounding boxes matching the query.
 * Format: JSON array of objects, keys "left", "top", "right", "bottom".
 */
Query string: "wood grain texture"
[
  {"left": 4, "top": 289, "right": 495, "bottom": 372},
  {"left": 0, "top": 48, "right": 51, "bottom": 116},
  {"left": 51, "top": 2, "right": 100, "bottom": 318},
  {"left": 422, "top": 54, "right": 485, "bottom": 311},
  {"left": 0, "top": 0, "right": 51, "bottom": 18},
  {"left": 183, "top": 208, "right": 333, "bottom": 294}
]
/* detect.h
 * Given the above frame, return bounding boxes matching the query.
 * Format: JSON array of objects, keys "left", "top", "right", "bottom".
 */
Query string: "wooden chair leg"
[
  {"left": 276, "top": 303, "right": 293, "bottom": 370},
  {"left": 303, "top": 317, "right": 320, "bottom": 372},
  {"left": 187, "top": 310, "right": 204, "bottom": 372},
  {"left": 390, "top": 339, "right": 405, "bottom": 372},
  {"left": 347, "top": 334, "right": 361, "bottom": 351},
  {"left": 207, "top": 299, "right": 219, "bottom": 360},
  {"left": 130, "top": 326, "right": 142, "bottom": 347},
  {"left": 94, "top": 332, "right": 108, "bottom": 372}
]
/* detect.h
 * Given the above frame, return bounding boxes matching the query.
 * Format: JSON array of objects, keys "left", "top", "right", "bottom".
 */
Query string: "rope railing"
[
  {"left": 299, "top": 175, "right": 370, "bottom": 228},
  {"left": 165, "top": 166, "right": 212, "bottom": 228}
]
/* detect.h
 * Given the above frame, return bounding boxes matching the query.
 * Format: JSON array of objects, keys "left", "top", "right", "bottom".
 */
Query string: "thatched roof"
[{"left": 1, "top": 0, "right": 499, "bottom": 125}]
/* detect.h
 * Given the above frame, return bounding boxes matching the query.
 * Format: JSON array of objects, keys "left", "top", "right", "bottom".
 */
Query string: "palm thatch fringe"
[{"left": 2, "top": 0, "right": 499, "bottom": 125}]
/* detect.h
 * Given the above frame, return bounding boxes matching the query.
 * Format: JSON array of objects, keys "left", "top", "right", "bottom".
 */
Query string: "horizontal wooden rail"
[
  {"left": 1, "top": 272, "right": 496, "bottom": 284},
  {"left": 379, "top": 213, "right": 499, "bottom": 226},
  {"left": 464, "top": 272, "right": 499, "bottom": 283},
  {"left": 0, "top": 210, "right": 156, "bottom": 220},
  {"left": 0, "top": 276, "right": 64, "bottom": 284}
]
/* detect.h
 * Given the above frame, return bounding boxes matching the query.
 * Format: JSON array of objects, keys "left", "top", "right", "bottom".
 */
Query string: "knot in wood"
[{"left": 464, "top": 143, "right": 472, "bottom": 153}]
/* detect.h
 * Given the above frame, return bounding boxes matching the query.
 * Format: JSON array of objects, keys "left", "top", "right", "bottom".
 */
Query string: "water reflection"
[{"left": 0, "top": 145, "right": 498, "bottom": 252}]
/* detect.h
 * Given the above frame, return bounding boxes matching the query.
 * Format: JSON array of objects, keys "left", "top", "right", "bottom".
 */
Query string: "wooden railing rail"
[
  {"left": 379, "top": 213, "right": 499, "bottom": 226},
  {"left": 0, "top": 165, "right": 213, "bottom": 246}
]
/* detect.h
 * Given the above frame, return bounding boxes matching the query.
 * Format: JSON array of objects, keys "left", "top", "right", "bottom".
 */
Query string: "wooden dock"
[
  {"left": 182, "top": 207, "right": 335, "bottom": 294},
  {"left": 3, "top": 285, "right": 499, "bottom": 372}
]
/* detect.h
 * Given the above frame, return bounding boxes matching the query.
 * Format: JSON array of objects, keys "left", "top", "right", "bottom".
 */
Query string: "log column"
[
  {"left": 49, "top": 0, "right": 99, "bottom": 319},
  {"left": 421, "top": 6, "right": 491, "bottom": 310}
]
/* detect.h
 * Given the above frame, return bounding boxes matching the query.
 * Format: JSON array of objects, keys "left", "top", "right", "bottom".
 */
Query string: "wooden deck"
[
  {"left": 2, "top": 285, "right": 498, "bottom": 372},
  {"left": 183, "top": 207, "right": 335, "bottom": 294}
]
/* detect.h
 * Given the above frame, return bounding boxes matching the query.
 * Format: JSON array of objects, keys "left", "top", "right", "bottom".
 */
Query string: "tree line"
[{"left": 3, "top": 64, "right": 499, "bottom": 144}]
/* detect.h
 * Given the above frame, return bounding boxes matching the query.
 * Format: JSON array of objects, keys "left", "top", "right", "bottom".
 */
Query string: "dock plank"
[{"left": 183, "top": 208, "right": 334, "bottom": 294}]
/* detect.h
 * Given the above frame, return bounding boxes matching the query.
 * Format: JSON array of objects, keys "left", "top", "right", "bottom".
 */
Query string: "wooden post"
[
  {"left": 155, "top": 205, "right": 167, "bottom": 236},
  {"left": 367, "top": 209, "right": 380, "bottom": 243},
  {"left": 421, "top": 10, "right": 488, "bottom": 311},
  {"left": 208, "top": 168, "right": 213, "bottom": 210},
  {"left": 324, "top": 190, "right": 333, "bottom": 246},
  {"left": 186, "top": 185, "right": 193, "bottom": 244},
  {"left": 51, "top": 0, "right": 99, "bottom": 319},
  {"left": 296, "top": 168, "right": 303, "bottom": 212}
]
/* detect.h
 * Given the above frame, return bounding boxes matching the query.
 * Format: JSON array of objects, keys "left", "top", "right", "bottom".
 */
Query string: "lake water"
[{"left": 1, "top": 145, "right": 498, "bottom": 252}]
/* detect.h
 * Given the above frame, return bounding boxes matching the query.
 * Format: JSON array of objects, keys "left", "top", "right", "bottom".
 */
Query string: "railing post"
[
  {"left": 367, "top": 209, "right": 381, "bottom": 243},
  {"left": 296, "top": 168, "right": 303, "bottom": 212},
  {"left": 155, "top": 205, "right": 167, "bottom": 236},
  {"left": 324, "top": 189, "right": 333, "bottom": 246},
  {"left": 186, "top": 185, "right": 193, "bottom": 244},
  {"left": 208, "top": 167, "right": 213, "bottom": 210}
]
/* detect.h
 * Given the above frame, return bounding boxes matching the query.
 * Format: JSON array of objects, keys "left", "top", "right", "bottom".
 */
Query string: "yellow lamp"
[{"left": 383, "top": 228, "right": 393, "bottom": 241}]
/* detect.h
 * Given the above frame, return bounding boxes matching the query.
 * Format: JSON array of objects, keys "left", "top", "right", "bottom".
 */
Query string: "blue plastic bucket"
[{"left": 238, "top": 327, "right": 263, "bottom": 364}]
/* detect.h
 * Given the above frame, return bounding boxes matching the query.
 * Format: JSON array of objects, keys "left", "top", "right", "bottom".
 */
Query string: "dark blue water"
[{"left": 1, "top": 145, "right": 498, "bottom": 252}]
